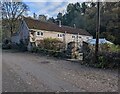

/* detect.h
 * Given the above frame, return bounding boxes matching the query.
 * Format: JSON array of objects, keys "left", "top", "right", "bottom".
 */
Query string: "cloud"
[
  {"left": 24, "top": 2, "right": 68, "bottom": 18},
  {"left": 24, "top": 0, "right": 88, "bottom": 18}
]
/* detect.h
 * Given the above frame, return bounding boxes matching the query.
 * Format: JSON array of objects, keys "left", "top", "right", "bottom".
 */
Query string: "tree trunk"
[{"left": 10, "top": 26, "right": 13, "bottom": 37}]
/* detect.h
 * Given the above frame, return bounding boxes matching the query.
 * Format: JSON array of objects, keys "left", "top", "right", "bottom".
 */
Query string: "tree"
[
  {"left": 81, "top": 2, "right": 87, "bottom": 14},
  {"left": 56, "top": 12, "right": 63, "bottom": 21},
  {"left": 54, "top": 2, "right": 120, "bottom": 45},
  {"left": 90, "top": 2, "right": 96, "bottom": 7},
  {"left": 47, "top": 17, "right": 55, "bottom": 23},
  {"left": 33, "top": 13, "right": 37, "bottom": 19},
  {"left": 2, "top": 2, "right": 28, "bottom": 37}
]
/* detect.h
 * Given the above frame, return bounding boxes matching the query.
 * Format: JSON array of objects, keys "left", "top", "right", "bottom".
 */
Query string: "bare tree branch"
[{"left": 2, "top": 2, "right": 29, "bottom": 36}]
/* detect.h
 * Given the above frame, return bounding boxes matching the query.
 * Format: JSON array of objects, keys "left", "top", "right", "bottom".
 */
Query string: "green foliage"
[
  {"left": 109, "top": 44, "right": 120, "bottom": 52},
  {"left": 100, "top": 43, "right": 120, "bottom": 52},
  {"left": 31, "top": 47, "right": 38, "bottom": 53},
  {"left": 38, "top": 38, "right": 64, "bottom": 51},
  {"left": 30, "top": 38, "right": 66, "bottom": 58},
  {"left": 98, "top": 56, "right": 107, "bottom": 68},
  {"left": 99, "top": 43, "right": 110, "bottom": 52},
  {"left": 55, "top": 2, "right": 120, "bottom": 45},
  {"left": 84, "top": 51, "right": 120, "bottom": 69}
]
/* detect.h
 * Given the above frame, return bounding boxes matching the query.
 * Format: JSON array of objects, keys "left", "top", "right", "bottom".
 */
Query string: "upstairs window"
[
  {"left": 37, "top": 32, "right": 40, "bottom": 35},
  {"left": 41, "top": 32, "right": 43, "bottom": 36},
  {"left": 60, "top": 34, "right": 62, "bottom": 37},
  {"left": 37, "top": 31, "right": 43, "bottom": 36},
  {"left": 72, "top": 36, "right": 75, "bottom": 38},
  {"left": 58, "top": 34, "right": 59, "bottom": 37},
  {"left": 58, "top": 34, "right": 62, "bottom": 37}
]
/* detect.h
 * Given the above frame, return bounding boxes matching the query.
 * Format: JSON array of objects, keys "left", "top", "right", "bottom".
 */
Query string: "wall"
[
  {"left": 11, "top": 20, "right": 29, "bottom": 44},
  {"left": 11, "top": 35, "right": 20, "bottom": 44},
  {"left": 19, "top": 20, "right": 29, "bottom": 41},
  {"left": 29, "top": 29, "right": 93, "bottom": 46}
]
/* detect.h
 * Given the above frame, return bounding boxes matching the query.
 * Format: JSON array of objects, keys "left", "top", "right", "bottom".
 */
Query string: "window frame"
[
  {"left": 72, "top": 36, "right": 75, "bottom": 38},
  {"left": 58, "top": 34, "right": 62, "bottom": 37},
  {"left": 36, "top": 31, "right": 43, "bottom": 36},
  {"left": 41, "top": 32, "right": 43, "bottom": 36},
  {"left": 37, "top": 31, "right": 40, "bottom": 36}
]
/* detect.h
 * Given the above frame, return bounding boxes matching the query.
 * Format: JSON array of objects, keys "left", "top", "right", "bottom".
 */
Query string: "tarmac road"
[{"left": 2, "top": 50, "right": 119, "bottom": 92}]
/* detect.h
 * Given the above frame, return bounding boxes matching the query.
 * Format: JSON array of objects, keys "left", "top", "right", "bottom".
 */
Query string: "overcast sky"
[
  {"left": 24, "top": 2, "right": 68, "bottom": 18},
  {"left": 23, "top": 0, "right": 87, "bottom": 19}
]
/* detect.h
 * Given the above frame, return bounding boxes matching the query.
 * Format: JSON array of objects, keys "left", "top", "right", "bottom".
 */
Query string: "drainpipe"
[
  {"left": 77, "top": 33, "right": 79, "bottom": 48},
  {"left": 64, "top": 31, "right": 67, "bottom": 50}
]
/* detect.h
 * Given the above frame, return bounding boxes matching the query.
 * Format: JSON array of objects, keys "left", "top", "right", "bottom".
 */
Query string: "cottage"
[{"left": 11, "top": 17, "right": 93, "bottom": 50}]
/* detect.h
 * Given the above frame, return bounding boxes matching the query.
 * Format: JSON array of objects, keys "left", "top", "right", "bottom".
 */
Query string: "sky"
[
  {"left": 23, "top": 2, "right": 68, "bottom": 19},
  {"left": 23, "top": 0, "right": 87, "bottom": 19}
]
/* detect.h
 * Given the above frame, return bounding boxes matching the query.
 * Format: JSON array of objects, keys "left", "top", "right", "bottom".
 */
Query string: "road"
[{"left": 2, "top": 50, "right": 118, "bottom": 92}]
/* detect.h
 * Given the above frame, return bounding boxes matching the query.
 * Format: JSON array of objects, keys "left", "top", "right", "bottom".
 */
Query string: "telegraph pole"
[{"left": 95, "top": 1, "right": 100, "bottom": 63}]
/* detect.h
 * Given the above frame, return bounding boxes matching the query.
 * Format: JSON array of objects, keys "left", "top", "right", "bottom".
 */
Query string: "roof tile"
[{"left": 24, "top": 17, "right": 92, "bottom": 36}]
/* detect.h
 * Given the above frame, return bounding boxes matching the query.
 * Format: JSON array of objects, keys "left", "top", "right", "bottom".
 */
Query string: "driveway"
[{"left": 2, "top": 50, "right": 118, "bottom": 92}]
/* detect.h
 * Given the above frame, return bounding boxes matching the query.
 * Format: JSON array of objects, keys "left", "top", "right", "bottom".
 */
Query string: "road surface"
[{"left": 2, "top": 50, "right": 118, "bottom": 92}]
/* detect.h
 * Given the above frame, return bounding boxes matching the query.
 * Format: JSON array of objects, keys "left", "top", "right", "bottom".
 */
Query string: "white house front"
[{"left": 11, "top": 17, "right": 93, "bottom": 49}]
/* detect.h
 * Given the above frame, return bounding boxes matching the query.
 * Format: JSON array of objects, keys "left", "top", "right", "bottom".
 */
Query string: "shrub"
[
  {"left": 38, "top": 38, "right": 64, "bottom": 51},
  {"left": 2, "top": 39, "right": 11, "bottom": 49},
  {"left": 100, "top": 43, "right": 110, "bottom": 52},
  {"left": 84, "top": 50, "right": 120, "bottom": 69},
  {"left": 109, "top": 44, "right": 120, "bottom": 52},
  {"left": 31, "top": 47, "right": 38, "bottom": 53}
]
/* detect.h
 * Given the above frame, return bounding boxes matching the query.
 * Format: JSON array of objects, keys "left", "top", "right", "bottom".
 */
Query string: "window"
[
  {"left": 58, "top": 34, "right": 62, "bottom": 37},
  {"left": 37, "top": 32, "right": 40, "bottom": 35},
  {"left": 58, "top": 34, "right": 59, "bottom": 37},
  {"left": 41, "top": 32, "right": 43, "bottom": 36},
  {"left": 79, "top": 36, "right": 81, "bottom": 38},
  {"left": 60, "top": 34, "right": 62, "bottom": 37},
  {"left": 37, "top": 31, "right": 43, "bottom": 36},
  {"left": 72, "top": 36, "right": 75, "bottom": 38}
]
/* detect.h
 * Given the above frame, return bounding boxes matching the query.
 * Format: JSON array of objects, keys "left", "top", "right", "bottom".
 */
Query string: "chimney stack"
[
  {"left": 74, "top": 24, "right": 76, "bottom": 28},
  {"left": 59, "top": 20, "right": 61, "bottom": 27}
]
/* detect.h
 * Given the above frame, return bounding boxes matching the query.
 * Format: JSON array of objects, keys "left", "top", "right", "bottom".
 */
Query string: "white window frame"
[
  {"left": 58, "top": 34, "right": 62, "bottom": 38},
  {"left": 36, "top": 31, "right": 43, "bottom": 36},
  {"left": 72, "top": 35, "right": 75, "bottom": 38}
]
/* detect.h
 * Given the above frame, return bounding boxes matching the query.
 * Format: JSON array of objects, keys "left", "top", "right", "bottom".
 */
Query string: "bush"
[
  {"left": 84, "top": 51, "right": 120, "bottom": 69},
  {"left": 38, "top": 38, "right": 64, "bottom": 51},
  {"left": 30, "top": 46, "right": 66, "bottom": 58},
  {"left": 100, "top": 43, "right": 110, "bottom": 52},
  {"left": 109, "top": 44, "right": 120, "bottom": 52},
  {"left": 31, "top": 47, "right": 39, "bottom": 53},
  {"left": 2, "top": 39, "right": 11, "bottom": 49}
]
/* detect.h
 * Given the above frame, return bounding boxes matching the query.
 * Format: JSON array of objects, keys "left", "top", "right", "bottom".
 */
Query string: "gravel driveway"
[{"left": 2, "top": 50, "right": 118, "bottom": 92}]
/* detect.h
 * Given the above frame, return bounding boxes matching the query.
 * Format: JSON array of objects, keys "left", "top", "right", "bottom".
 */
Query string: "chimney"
[
  {"left": 74, "top": 24, "right": 76, "bottom": 28},
  {"left": 33, "top": 13, "right": 37, "bottom": 19},
  {"left": 59, "top": 20, "right": 61, "bottom": 27}
]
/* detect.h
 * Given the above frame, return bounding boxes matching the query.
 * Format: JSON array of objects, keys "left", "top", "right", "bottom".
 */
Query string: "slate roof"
[{"left": 24, "top": 17, "right": 92, "bottom": 36}]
